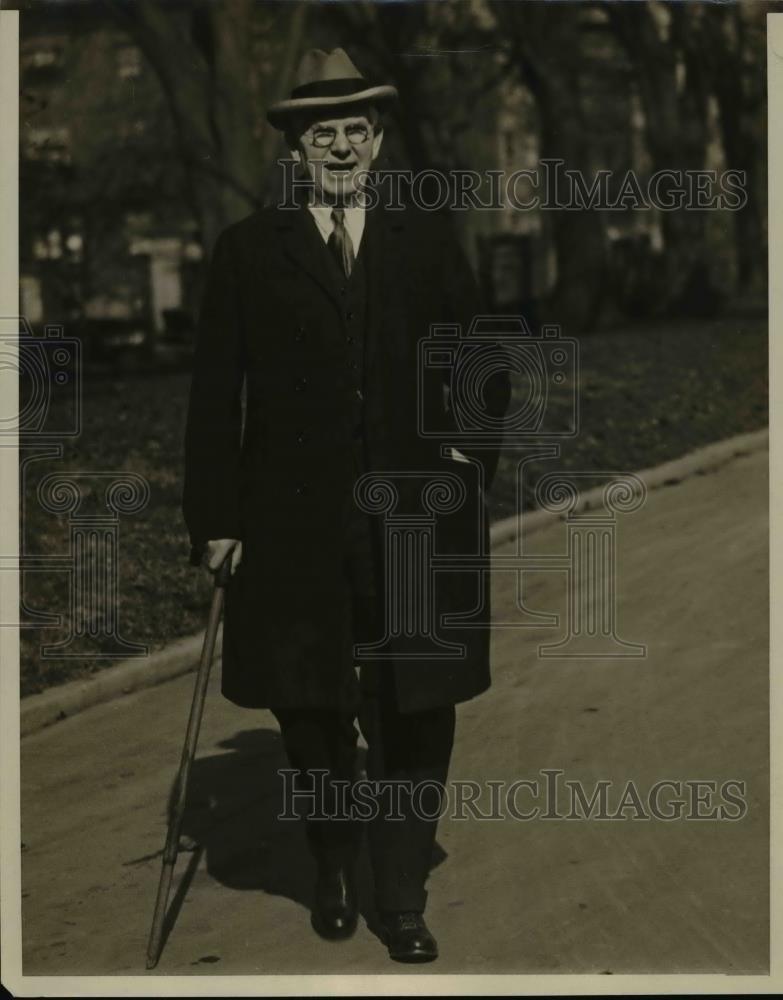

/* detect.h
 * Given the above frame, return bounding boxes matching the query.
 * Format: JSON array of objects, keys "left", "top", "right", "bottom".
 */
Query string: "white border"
[
  {"left": 2, "top": 8, "right": 781, "bottom": 996},
  {"left": 1, "top": 8, "right": 22, "bottom": 995}
]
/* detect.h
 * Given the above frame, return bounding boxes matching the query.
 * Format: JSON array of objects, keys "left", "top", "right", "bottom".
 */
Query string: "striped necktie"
[{"left": 328, "top": 207, "right": 355, "bottom": 278}]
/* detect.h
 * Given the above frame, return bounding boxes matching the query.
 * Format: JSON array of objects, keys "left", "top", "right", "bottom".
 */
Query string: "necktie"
[{"left": 328, "top": 207, "right": 355, "bottom": 278}]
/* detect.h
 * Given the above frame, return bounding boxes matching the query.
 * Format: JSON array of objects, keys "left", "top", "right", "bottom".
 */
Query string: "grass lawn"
[
  {"left": 488, "top": 314, "right": 768, "bottom": 521},
  {"left": 20, "top": 314, "right": 767, "bottom": 696}
]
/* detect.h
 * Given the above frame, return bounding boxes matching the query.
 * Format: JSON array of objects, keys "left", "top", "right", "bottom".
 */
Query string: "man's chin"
[
  {"left": 321, "top": 182, "right": 360, "bottom": 204},
  {"left": 315, "top": 167, "right": 363, "bottom": 201}
]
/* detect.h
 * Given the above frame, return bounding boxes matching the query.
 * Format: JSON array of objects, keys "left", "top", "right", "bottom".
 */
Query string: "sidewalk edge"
[
  {"left": 489, "top": 427, "right": 768, "bottom": 547},
  {"left": 21, "top": 427, "right": 768, "bottom": 738},
  {"left": 20, "top": 626, "right": 221, "bottom": 738}
]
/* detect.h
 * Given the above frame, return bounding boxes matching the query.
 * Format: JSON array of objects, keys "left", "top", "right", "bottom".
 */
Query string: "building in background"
[{"left": 20, "top": 4, "right": 201, "bottom": 363}]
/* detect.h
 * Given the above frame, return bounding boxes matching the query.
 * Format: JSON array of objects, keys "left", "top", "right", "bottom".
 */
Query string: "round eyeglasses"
[{"left": 307, "top": 124, "right": 371, "bottom": 148}]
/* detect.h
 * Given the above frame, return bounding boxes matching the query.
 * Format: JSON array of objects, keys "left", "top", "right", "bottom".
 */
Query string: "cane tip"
[{"left": 146, "top": 954, "right": 159, "bottom": 970}]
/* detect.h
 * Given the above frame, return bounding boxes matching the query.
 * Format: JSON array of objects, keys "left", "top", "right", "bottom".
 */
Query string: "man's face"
[{"left": 291, "top": 110, "right": 383, "bottom": 203}]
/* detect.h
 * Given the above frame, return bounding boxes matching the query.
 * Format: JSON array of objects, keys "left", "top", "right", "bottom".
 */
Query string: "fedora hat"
[{"left": 267, "top": 47, "right": 398, "bottom": 129}]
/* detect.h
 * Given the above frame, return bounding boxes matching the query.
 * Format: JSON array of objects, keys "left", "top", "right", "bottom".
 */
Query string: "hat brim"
[{"left": 267, "top": 85, "right": 398, "bottom": 130}]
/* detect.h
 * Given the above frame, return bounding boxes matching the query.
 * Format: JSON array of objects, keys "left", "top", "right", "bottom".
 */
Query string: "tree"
[
  {"left": 700, "top": 2, "right": 767, "bottom": 295},
  {"left": 607, "top": 2, "right": 720, "bottom": 313},
  {"left": 489, "top": 1, "right": 610, "bottom": 331},
  {"left": 106, "top": 0, "right": 309, "bottom": 252}
]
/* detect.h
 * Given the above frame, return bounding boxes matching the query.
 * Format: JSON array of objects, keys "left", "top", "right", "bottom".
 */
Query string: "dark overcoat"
[{"left": 182, "top": 199, "right": 511, "bottom": 713}]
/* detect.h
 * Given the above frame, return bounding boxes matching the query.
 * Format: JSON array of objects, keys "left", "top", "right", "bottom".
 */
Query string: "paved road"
[{"left": 20, "top": 448, "right": 768, "bottom": 975}]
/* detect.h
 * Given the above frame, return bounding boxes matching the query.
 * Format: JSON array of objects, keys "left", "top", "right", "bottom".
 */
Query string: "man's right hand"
[{"left": 204, "top": 538, "right": 243, "bottom": 575}]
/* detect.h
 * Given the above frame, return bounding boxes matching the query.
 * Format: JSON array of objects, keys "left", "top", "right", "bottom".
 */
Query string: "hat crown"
[
  {"left": 266, "top": 47, "right": 397, "bottom": 129},
  {"left": 294, "top": 48, "right": 365, "bottom": 89}
]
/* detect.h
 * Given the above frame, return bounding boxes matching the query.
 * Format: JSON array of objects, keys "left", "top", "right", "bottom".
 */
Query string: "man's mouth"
[{"left": 324, "top": 163, "right": 356, "bottom": 175}]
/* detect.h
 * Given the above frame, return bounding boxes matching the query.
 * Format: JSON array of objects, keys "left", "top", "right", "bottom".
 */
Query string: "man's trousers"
[{"left": 271, "top": 491, "right": 456, "bottom": 914}]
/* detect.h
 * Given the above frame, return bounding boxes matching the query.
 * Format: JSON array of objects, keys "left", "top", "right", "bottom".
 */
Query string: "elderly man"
[{"left": 183, "top": 48, "right": 510, "bottom": 963}]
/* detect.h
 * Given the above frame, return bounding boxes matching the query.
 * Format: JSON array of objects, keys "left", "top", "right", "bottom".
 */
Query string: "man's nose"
[{"left": 331, "top": 132, "right": 352, "bottom": 156}]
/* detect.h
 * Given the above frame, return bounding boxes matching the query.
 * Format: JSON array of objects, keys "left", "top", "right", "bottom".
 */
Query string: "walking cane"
[{"left": 145, "top": 548, "right": 233, "bottom": 970}]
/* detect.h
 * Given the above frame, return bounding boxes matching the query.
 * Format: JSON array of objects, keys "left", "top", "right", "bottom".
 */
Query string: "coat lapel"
[
  {"left": 274, "top": 205, "right": 343, "bottom": 311},
  {"left": 270, "top": 199, "right": 408, "bottom": 375}
]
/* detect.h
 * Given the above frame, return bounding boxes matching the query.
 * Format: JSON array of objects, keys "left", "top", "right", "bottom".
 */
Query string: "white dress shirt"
[{"left": 307, "top": 204, "right": 366, "bottom": 253}]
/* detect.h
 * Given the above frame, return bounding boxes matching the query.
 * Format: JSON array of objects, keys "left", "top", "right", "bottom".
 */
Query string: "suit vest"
[{"left": 318, "top": 227, "right": 369, "bottom": 475}]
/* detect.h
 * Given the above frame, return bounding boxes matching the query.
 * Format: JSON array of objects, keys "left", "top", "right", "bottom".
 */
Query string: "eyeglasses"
[{"left": 306, "top": 124, "right": 372, "bottom": 148}]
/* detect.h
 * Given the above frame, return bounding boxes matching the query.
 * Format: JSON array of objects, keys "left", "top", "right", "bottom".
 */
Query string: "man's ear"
[{"left": 371, "top": 126, "right": 384, "bottom": 162}]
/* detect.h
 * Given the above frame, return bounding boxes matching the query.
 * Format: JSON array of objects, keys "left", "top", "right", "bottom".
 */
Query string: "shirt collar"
[{"left": 307, "top": 200, "right": 366, "bottom": 249}]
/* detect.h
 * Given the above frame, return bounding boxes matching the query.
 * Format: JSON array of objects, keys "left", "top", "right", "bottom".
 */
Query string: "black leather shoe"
[
  {"left": 380, "top": 911, "right": 438, "bottom": 963},
  {"left": 311, "top": 864, "right": 358, "bottom": 940}
]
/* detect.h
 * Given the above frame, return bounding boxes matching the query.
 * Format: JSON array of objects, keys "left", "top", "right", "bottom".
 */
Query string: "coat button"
[
  {"left": 294, "top": 376, "right": 307, "bottom": 391},
  {"left": 295, "top": 483, "right": 309, "bottom": 496},
  {"left": 295, "top": 326, "right": 305, "bottom": 342},
  {"left": 296, "top": 429, "right": 308, "bottom": 444},
  {"left": 349, "top": 360, "right": 358, "bottom": 370},
  {"left": 346, "top": 335, "right": 354, "bottom": 344},
  {"left": 346, "top": 311, "right": 354, "bottom": 321}
]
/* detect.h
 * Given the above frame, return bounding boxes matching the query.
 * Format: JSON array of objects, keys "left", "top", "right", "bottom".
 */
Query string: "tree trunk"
[
  {"left": 608, "top": 2, "right": 712, "bottom": 315},
  {"left": 495, "top": 2, "right": 607, "bottom": 332},
  {"left": 703, "top": 4, "right": 766, "bottom": 295},
  {"left": 106, "top": 0, "right": 308, "bottom": 252}
]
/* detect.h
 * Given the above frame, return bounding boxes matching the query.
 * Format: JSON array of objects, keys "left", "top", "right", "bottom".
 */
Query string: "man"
[{"left": 183, "top": 47, "right": 510, "bottom": 963}]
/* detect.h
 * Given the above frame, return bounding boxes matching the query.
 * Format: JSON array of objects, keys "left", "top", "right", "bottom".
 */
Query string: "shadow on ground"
[{"left": 156, "top": 727, "right": 447, "bottom": 951}]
